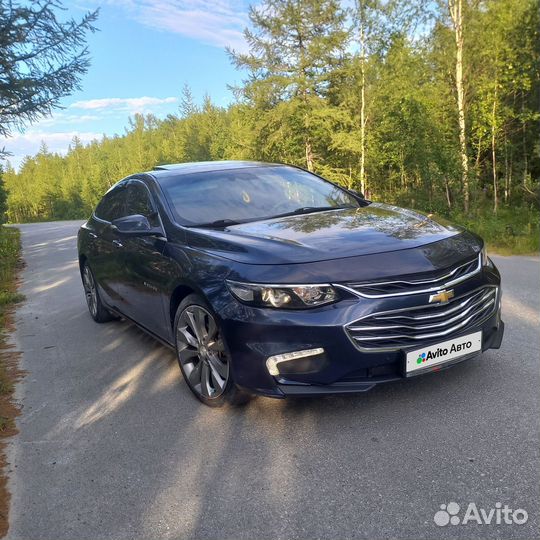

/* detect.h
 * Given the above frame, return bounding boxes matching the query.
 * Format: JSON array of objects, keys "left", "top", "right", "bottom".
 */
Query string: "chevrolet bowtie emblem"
[{"left": 429, "top": 289, "right": 455, "bottom": 304}]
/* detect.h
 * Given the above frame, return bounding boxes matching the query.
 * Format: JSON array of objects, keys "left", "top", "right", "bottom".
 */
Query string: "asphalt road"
[{"left": 6, "top": 220, "right": 540, "bottom": 540}]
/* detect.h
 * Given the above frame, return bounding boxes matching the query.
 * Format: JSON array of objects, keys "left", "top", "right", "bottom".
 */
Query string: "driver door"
[{"left": 117, "top": 179, "right": 170, "bottom": 339}]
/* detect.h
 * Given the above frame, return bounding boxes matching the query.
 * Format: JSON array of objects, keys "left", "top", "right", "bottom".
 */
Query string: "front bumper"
[
  {"left": 214, "top": 265, "right": 504, "bottom": 398},
  {"left": 273, "top": 318, "right": 504, "bottom": 397}
]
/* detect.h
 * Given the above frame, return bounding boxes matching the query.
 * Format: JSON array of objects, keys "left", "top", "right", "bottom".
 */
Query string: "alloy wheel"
[
  {"left": 176, "top": 305, "right": 229, "bottom": 399},
  {"left": 83, "top": 266, "right": 98, "bottom": 318}
]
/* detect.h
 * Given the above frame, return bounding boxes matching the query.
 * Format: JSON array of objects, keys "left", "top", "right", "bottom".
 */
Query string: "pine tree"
[
  {"left": 229, "top": 0, "right": 349, "bottom": 171},
  {"left": 0, "top": 1, "right": 98, "bottom": 151}
]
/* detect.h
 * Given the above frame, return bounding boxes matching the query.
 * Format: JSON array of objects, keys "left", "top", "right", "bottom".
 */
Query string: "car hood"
[{"left": 186, "top": 203, "right": 465, "bottom": 265}]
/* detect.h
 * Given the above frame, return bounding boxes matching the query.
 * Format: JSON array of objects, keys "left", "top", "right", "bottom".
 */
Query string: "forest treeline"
[{"left": 1, "top": 0, "right": 539, "bottom": 251}]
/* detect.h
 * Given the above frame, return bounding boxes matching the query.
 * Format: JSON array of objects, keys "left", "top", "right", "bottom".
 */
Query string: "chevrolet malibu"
[{"left": 77, "top": 161, "right": 504, "bottom": 407}]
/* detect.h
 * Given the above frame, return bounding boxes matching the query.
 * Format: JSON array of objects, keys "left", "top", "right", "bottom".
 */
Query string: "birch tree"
[{"left": 448, "top": 0, "right": 470, "bottom": 212}]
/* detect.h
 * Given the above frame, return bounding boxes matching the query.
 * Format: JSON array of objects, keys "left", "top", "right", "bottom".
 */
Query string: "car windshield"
[{"left": 159, "top": 166, "right": 359, "bottom": 226}]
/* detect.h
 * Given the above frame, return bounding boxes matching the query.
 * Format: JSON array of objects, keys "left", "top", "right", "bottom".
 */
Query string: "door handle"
[
  {"left": 89, "top": 232, "right": 97, "bottom": 239},
  {"left": 112, "top": 239, "right": 124, "bottom": 248}
]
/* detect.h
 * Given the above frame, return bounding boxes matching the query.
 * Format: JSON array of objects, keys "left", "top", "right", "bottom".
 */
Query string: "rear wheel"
[
  {"left": 82, "top": 263, "right": 117, "bottom": 323},
  {"left": 174, "top": 294, "right": 251, "bottom": 407}
]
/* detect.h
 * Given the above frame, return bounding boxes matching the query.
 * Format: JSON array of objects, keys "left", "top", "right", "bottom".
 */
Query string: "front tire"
[
  {"left": 82, "top": 263, "right": 117, "bottom": 323},
  {"left": 174, "top": 294, "right": 251, "bottom": 407}
]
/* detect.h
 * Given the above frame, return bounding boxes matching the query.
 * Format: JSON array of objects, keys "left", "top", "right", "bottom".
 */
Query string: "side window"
[
  {"left": 94, "top": 187, "right": 126, "bottom": 222},
  {"left": 125, "top": 181, "right": 160, "bottom": 226}
]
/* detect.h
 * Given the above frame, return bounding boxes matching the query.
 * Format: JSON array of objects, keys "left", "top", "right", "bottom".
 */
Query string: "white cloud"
[
  {"left": 110, "top": 0, "right": 248, "bottom": 50},
  {"left": 70, "top": 96, "right": 177, "bottom": 112},
  {"left": 38, "top": 113, "right": 102, "bottom": 126},
  {"left": 1, "top": 94, "right": 180, "bottom": 170}
]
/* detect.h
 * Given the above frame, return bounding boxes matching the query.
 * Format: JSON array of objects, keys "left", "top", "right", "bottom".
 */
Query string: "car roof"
[{"left": 149, "top": 160, "right": 284, "bottom": 180}]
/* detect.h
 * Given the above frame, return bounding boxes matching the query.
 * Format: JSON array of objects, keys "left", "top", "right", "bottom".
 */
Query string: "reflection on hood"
[{"left": 187, "top": 203, "right": 464, "bottom": 264}]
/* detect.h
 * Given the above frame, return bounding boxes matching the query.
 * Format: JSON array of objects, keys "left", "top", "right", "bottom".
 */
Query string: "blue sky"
[{"left": 3, "top": 0, "right": 251, "bottom": 169}]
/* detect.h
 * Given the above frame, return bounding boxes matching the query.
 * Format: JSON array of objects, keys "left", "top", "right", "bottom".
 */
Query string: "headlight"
[{"left": 226, "top": 280, "right": 338, "bottom": 309}]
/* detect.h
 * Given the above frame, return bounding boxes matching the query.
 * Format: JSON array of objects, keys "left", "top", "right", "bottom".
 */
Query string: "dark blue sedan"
[{"left": 77, "top": 161, "right": 504, "bottom": 407}]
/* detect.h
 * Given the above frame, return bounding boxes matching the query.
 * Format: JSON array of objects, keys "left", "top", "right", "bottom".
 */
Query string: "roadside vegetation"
[
  {"left": 0, "top": 225, "right": 23, "bottom": 537},
  {"left": 0, "top": 230, "right": 23, "bottom": 316},
  {"left": 449, "top": 206, "right": 539, "bottom": 254},
  {"left": 0, "top": 1, "right": 97, "bottom": 534},
  {"left": 1, "top": 177, "right": 24, "bottom": 407},
  {"left": 2, "top": 0, "right": 539, "bottom": 254},
  {"left": 0, "top": 225, "right": 24, "bottom": 418}
]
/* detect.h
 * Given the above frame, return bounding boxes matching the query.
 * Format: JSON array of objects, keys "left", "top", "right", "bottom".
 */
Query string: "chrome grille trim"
[
  {"left": 348, "top": 290, "right": 494, "bottom": 332},
  {"left": 335, "top": 253, "right": 482, "bottom": 299},
  {"left": 345, "top": 286, "right": 498, "bottom": 352},
  {"left": 351, "top": 300, "right": 494, "bottom": 341}
]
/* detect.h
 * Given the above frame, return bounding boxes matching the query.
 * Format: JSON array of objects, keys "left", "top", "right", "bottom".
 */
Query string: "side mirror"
[{"left": 111, "top": 214, "right": 163, "bottom": 236}]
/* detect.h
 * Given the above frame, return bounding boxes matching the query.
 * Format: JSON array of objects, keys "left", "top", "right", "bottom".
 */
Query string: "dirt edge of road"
[{"left": 0, "top": 227, "right": 25, "bottom": 538}]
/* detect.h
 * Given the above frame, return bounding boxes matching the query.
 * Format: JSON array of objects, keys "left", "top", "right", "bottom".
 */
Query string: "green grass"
[
  {"left": 0, "top": 292, "right": 25, "bottom": 307},
  {"left": 0, "top": 226, "right": 24, "bottom": 400},
  {"left": 447, "top": 207, "right": 540, "bottom": 255},
  {"left": 0, "top": 227, "right": 24, "bottom": 312}
]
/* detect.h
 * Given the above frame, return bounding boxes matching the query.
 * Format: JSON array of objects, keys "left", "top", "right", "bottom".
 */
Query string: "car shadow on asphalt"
[{"left": 61, "top": 314, "right": 506, "bottom": 538}]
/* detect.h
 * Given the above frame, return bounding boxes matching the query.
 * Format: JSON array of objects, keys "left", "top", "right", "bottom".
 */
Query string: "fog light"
[{"left": 266, "top": 348, "right": 325, "bottom": 376}]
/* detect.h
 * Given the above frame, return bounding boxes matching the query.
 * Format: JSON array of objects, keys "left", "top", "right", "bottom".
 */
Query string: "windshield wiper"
[
  {"left": 191, "top": 218, "right": 242, "bottom": 229},
  {"left": 190, "top": 205, "right": 356, "bottom": 229},
  {"left": 269, "top": 205, "right": 356, "bottom": 219}
]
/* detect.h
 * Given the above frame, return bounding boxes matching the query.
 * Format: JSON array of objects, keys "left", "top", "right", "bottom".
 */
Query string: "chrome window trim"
[{"left": 334, "top": 253, "right": 482, "bottom": 299}]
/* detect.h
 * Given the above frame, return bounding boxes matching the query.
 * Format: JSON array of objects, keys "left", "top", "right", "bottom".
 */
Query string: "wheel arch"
[
  {"left": 169, "top": 284, "right": 199, "bottom": 329},
  {"left": 78, "top": 253, "right": 88, "bottom": 278},
  {"left": 168, "top": 279, "right": 226, "bottom": 331}
]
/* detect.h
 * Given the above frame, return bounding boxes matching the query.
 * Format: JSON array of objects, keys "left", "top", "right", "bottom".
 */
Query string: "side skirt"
[{"left": 107, "top": 306, "right": 176, "bottom": 351}]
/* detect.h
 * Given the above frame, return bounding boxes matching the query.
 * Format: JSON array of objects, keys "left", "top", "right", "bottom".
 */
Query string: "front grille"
[
  {"left": 343, "top": 255, "right": 480, "bottom": 298},
  {"left": 346, "top": 286, "right": 498, "bottom": 351}
]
